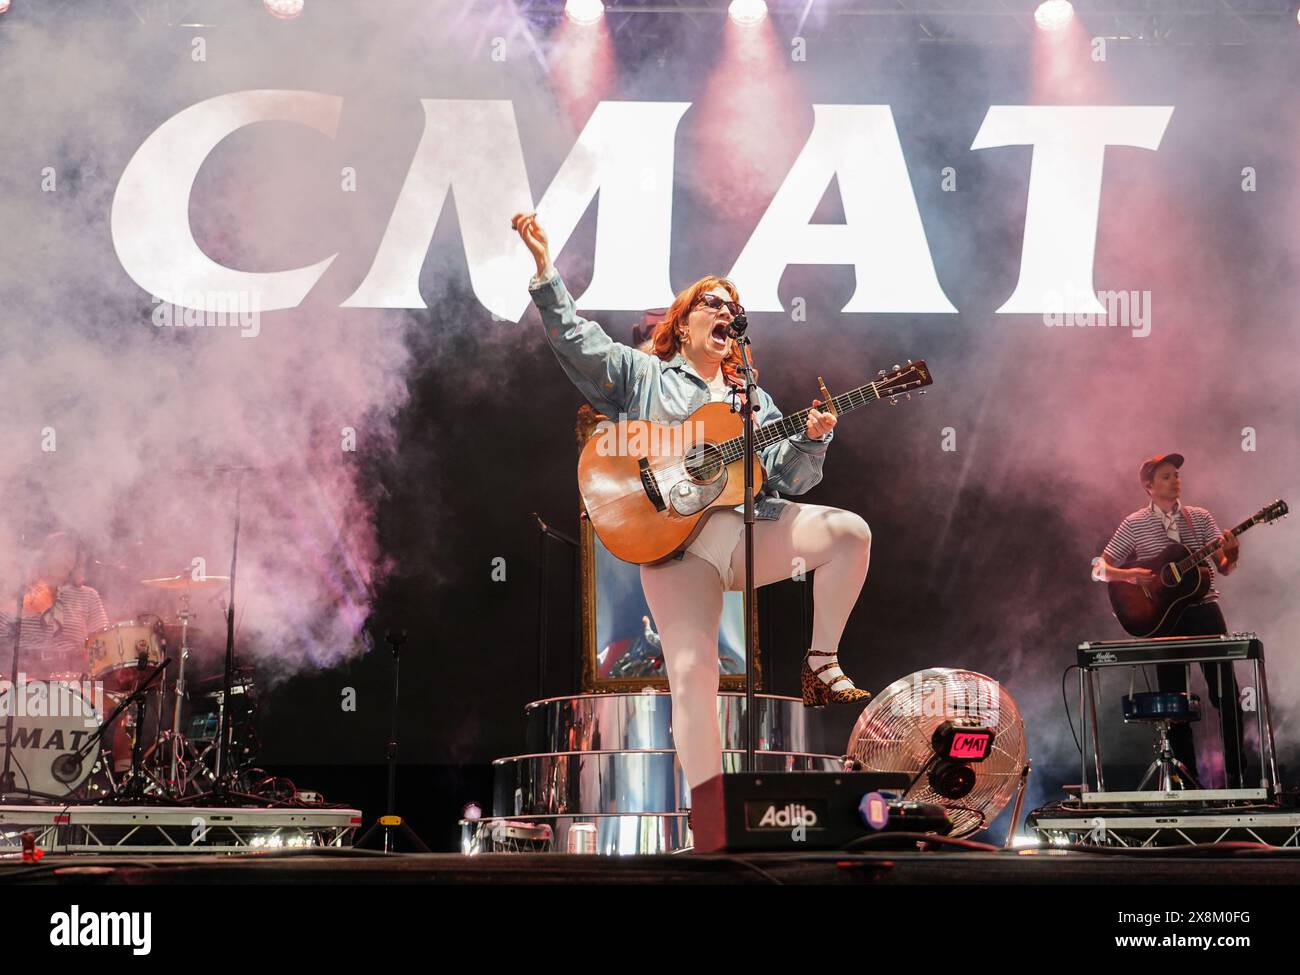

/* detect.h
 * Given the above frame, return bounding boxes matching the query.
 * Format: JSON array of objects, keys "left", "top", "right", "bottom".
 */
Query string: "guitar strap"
[{"left": 1179, "top": 504, "right": 1198, "bottom": 547}]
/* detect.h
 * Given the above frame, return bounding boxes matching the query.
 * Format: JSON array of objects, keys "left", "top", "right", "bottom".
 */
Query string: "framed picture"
[{"left": 576, "top": 406, "right": 761, "bottom": 693}]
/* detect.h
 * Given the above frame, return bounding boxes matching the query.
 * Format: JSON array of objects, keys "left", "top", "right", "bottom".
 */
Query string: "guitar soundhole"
[{"left": 684, "top": 442, "right": 724, "bottom": 483}]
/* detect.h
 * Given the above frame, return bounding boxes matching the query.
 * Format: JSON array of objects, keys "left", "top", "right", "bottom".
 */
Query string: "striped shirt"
[
  {"left": 0, "top": 585, "right": 110, "bottom": 677},
  {"left": 1102, "top": 501, "right": 1224, "bottom": 602}
]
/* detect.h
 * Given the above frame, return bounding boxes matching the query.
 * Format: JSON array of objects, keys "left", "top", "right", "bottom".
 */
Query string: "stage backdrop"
[{"left": 0, "top": 1, "right": 1296, "bottom": 807}]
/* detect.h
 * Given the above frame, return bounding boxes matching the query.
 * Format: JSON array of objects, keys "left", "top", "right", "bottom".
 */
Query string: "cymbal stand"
[{"left": 165, "top": 590, "right": 195, "bottom": 792}]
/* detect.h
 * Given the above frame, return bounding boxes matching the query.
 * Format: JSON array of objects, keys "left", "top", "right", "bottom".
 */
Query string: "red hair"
[{"left": 648, "top": 275, "right": 755, "bottom": 385}]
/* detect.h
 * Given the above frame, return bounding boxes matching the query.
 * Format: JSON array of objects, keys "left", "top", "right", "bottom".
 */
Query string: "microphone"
[{"left": 727, "top": 313, "right": 748, "bottom": 339}]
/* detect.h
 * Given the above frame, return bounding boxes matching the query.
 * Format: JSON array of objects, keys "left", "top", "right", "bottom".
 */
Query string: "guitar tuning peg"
[
  {"left": 889, "top": 397, "right": 899, "bottom": 406},
  {"left": 906, "top": 358, "right": 913, "bottom": 365},
  {"left": 918, "top": 389, "right": 926, "bottom": 395},
  {"left": 892, "top": 364, "right": 900, "bottom": 371},
  {"left": 905, "top": 393, "right": 911, "bottom": 401},
  {"left": 878, "top": 369, "right": 886, "bottom": 377}
]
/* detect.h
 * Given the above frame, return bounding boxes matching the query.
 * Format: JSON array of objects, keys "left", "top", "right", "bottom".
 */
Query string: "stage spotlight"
[
  {"left": 565, "top": 0, "right": 604, "bottom": 26},
  {"left": 0, "top": 1, "right": 11, "bottom": 14},
  {"left": 728, "top": 0, "right": 768, "bottom": 27},
  {"left": 1033, "top": 0, "right": 1074, "bottom": 32},
  {"left": 263, "top": 0, "right": 304, "bottom": 19}
]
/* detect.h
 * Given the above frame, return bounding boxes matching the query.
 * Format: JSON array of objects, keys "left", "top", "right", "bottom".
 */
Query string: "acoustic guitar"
[
  {"left": 578, "top": 361, "right": 932, "bottom": 565},
  {"left": 1107, "top": 499, "right": 1288, "bottom": 637}
]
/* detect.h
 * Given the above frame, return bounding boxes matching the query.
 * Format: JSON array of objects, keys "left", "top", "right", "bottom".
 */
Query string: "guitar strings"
[{"left": 643, "top": 381, "right": 886, "bottom": 483}]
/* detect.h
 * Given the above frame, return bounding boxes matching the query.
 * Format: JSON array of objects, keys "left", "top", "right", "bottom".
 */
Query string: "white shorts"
[{"left": 684, "top": 509, "right": 745, "bottom": 589}]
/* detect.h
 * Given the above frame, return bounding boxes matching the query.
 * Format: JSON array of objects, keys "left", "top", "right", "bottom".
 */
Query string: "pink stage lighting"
[
  {"left": 1033, "top": 0, "right": 1074, "bottom": 32},
  {"left": 0, "top": 1, "right": 11, "bottom": 13},
  {"left": 728, "top": 0, "right": 768, "bottom": 27},
  {"left": 565, "top": 0, "right": 605, "bottom": 26},
  {"left": 263, "top": 0, "right": 305, "bottom": 20}
]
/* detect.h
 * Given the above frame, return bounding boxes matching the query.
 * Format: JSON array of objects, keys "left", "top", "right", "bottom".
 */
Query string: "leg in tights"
[
  {"left": 640, "top": 503, "right": 872, "bottom": 793},
  {"left": 640, "top": 552, "right": 726, "bottom": 791},
  {"left": 727, "top": 502, "right": 872, "bottom": 654}
]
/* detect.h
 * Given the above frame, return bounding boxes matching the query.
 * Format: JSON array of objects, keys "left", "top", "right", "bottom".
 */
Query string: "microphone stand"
[
  {"left": 354, "top": 629, "right": 430, "bottom": 852},
  {"left": 730, "top": 317, "right": 759, "bottom": 773},
  {"left": 190, "top": 469, "right": 262, "bottom": 808},
  {"left": 0, "top": 587, "right": 24, "bottom": 800}
]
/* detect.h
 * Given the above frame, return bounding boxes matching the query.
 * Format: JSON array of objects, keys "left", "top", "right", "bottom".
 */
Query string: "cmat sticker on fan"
[{"left": 846, "top": 668, "right": 1029, "bottom": 840}]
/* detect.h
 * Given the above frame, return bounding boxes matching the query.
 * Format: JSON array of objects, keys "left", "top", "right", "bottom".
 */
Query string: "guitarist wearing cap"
[{"left": 1093, "top": 453, "right": 1246, "bottom": 789}]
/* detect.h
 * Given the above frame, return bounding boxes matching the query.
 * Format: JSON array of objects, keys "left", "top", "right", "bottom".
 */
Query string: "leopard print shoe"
[{"left": 800, "top": 650, "right": 872, "bottom": 708}]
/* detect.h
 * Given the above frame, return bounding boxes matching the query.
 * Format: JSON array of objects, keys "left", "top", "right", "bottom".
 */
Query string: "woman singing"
[{"left": 513, "top": 212, "right": 874, "bottom": 792}]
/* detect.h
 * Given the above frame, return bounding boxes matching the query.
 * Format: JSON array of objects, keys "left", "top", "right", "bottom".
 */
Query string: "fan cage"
[{"left": 848, "top": 668, "right": 1026, "bottom": 837}]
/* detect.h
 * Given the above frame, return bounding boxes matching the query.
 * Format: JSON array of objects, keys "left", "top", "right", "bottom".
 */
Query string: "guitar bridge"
[{"left": 638, "top": 458, "right": 666, "bottom": 512}]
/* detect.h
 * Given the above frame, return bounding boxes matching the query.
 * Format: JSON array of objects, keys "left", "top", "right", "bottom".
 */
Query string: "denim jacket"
[{"left": 530, "top": 269, "right": 831, "bottom": 520}]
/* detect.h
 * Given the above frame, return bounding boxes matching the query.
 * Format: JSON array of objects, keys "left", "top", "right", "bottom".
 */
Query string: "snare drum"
[{"left": 85, "top": 620, "right": 162, "bottom": 693}]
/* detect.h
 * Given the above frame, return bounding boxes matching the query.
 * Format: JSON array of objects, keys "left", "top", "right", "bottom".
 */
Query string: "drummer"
[{"left": 0, "top": 532, "right": 110, "bottom": 680}]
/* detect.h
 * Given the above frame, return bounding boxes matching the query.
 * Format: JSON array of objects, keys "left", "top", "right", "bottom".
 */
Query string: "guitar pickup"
[{"left": 638, "top": 458, "right": 666, "bottom": 512}]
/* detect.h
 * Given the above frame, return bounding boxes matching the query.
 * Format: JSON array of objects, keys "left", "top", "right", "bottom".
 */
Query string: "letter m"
[{"left": 343, "top": 100, "right": 691, "bottom": 320}]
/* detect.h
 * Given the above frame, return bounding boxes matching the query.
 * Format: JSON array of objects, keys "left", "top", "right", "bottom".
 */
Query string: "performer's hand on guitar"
[
  {"left": 806, "top": 399, "right": 837, "bottom": 440},
  {"left": 511, "top": 211, "right": 552, "bottom": 277},
  {"left": 1218, "top": 529, "right": 1240, "bottom": 574},
  {"left": 1128, "top": 567, "right": 1158, "bottom": 588}
]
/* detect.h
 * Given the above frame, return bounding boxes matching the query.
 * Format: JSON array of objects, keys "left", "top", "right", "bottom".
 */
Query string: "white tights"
[{"left": 638, "top": 502, "right": 872, "bottom": 791}]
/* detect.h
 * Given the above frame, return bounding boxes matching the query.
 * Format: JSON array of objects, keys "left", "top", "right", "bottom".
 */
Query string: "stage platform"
[
  {"left": 5, "top": 847, "right": 1300, "bottom": 885},
  {"left": 0, "top": 803, "right": 362, "bottom": 854}
]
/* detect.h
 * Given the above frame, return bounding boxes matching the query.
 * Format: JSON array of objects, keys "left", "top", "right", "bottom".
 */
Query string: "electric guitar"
[
  {"left": 1107, "top": 499, "right": 1288, "bottom": 637},
  {"left": 578, "top": 361, "right": 933, "bottom": 565}
]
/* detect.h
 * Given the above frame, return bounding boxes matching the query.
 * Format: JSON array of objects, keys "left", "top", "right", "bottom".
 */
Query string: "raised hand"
[{"left": 511, "top": 211, "right": 551, "bottom": 275}]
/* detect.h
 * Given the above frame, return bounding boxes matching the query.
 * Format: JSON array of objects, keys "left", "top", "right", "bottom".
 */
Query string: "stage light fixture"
[
  {"left": 0, "top": 1, "right": 11, "bottom": 14},
  {"left": 728, "top": 0, "right": 767, "bottom": 27},
  {"left": 1033, "top": 0, "right": 1074, "bottom": 32},
  {"left": 263, "top": 0, "right": 304, "bottom": 19},
  {"left": 565, "top": 0, "right": 604, "bottom": 26}
]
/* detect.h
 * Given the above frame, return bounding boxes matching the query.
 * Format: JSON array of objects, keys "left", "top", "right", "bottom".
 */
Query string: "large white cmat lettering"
[{"left": 111, "top": 92, "right": 1173, "bottom": 317}]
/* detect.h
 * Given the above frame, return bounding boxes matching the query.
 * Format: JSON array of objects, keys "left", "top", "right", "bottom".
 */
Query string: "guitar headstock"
[
  {"left": 1258, "top": 499, "right": 1289, "bottom": 524},
  {"left": 873, "top": 359, "right": 933, "bottom": 404}
]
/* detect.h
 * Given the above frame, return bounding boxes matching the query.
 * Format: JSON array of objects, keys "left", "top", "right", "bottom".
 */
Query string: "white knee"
[
  {"left": 836, "top": 512, "right": 872, "bottom": 557},
  {"left": 665, "top": 652, "right": 719, "bottom": 692}
]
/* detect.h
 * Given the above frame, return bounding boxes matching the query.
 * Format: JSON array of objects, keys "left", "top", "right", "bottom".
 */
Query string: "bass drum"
[{"left": 0, "top": 678, "right": 102, "bottom": 798}]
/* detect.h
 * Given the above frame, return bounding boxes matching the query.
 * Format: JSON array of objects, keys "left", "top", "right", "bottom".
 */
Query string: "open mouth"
[{"left": 710, "top": 322, "right": 729, "bottom": 343}]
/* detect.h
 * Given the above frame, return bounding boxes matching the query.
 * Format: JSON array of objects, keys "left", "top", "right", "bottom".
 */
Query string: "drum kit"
[{"left": 1, "top": 571, "right": 261, "bottom": 803}]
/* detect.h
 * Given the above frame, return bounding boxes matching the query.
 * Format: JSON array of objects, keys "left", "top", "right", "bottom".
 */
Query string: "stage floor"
[{"left": 6, "top": 848, "right": 1300, "bottom": 885}]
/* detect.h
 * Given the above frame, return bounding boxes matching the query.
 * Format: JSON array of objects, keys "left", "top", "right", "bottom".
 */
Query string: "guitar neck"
[
  {"left": 1178, "top": 513, "right": 1257, "bottom": 573},
  {"left": 717, "top": 380, "right": 882, "bottom": 462}
]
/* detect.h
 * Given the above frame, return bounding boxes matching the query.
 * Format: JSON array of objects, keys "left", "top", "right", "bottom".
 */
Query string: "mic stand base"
[{"left": 354, "top": 631, "right": 430, "bottom": 853}]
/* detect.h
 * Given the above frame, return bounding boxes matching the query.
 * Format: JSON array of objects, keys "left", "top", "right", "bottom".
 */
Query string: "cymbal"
[{"left": 140, "top": 574, "right": 231, "bottom": 591}]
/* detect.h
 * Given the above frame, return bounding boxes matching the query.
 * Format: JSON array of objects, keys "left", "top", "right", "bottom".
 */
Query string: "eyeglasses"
[{"left": 694, "top": 293, "right": 744, "bottom": 318}]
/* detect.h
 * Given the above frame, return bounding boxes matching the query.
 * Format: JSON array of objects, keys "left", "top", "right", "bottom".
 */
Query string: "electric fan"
[{"left": 846, "top": 668, "right": 1028, "bottom": 838}]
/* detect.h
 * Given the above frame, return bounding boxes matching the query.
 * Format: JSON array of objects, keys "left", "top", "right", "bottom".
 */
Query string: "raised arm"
[{"left": 514, "top": 212, "right": 646, "bottom": 415}]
